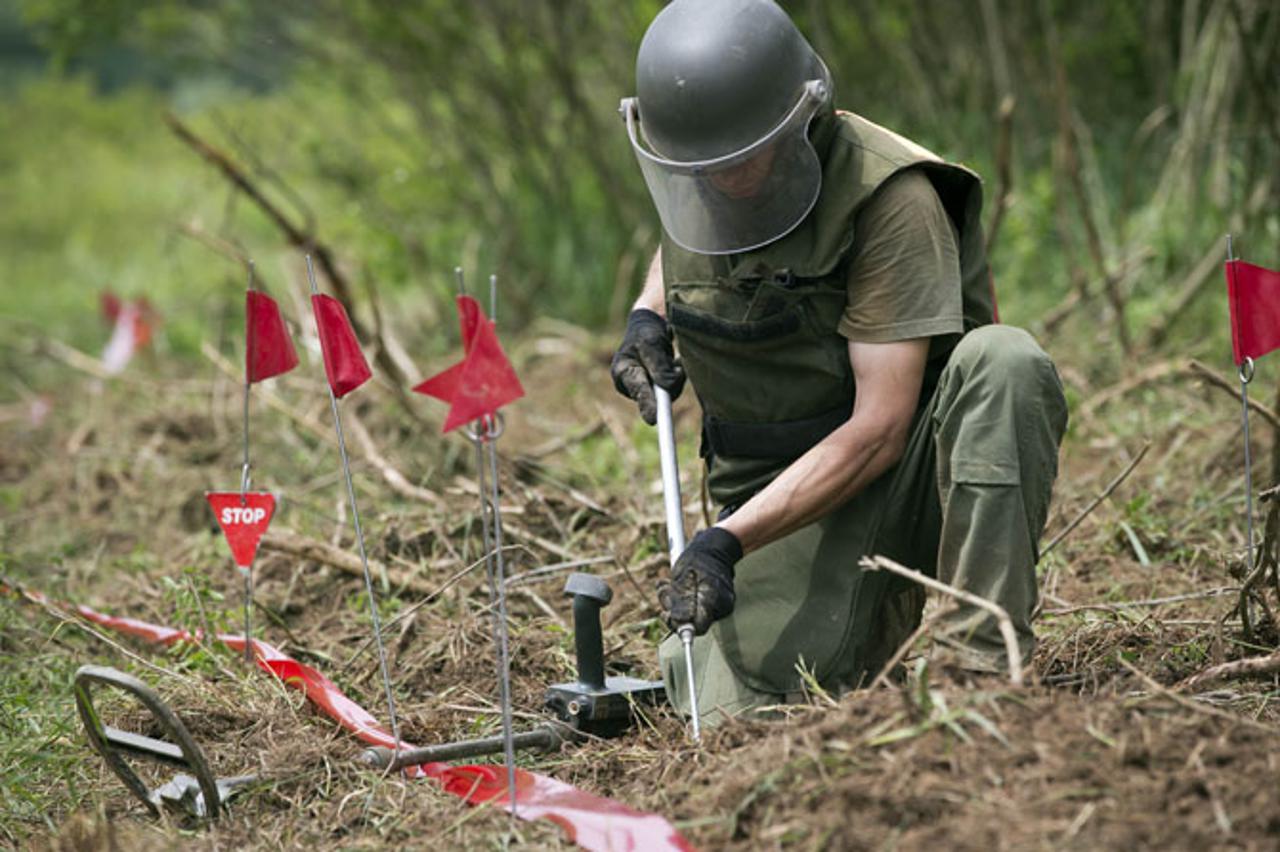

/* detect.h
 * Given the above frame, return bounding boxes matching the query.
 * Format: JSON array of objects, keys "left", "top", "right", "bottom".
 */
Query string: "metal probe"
[{"left": 654, "top": 385, "right": 701, "bottom": 742}]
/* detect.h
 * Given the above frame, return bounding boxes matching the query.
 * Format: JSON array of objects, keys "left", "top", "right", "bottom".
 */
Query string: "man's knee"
[
  {"left": 947, "top": 327, "right": 1065, "bottom": 413},
  {"left": 950, "top": 325, "right": 1050, "bottom": 382}
]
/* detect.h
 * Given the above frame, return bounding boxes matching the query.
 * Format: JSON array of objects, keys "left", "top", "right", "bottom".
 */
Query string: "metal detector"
[{"left": 74, "top": 665, "right": 255, "bottom": 819}]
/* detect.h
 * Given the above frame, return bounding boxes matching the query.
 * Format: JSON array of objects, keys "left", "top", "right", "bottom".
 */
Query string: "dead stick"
[
  {"left": 1180, "top": 651, "right": 1280, "bottom": 692},
  {"left": 1077, "top": 361, "right": 1181, "bottom": 421},
  {"left": 1041, "top": 442, "right": 1151, "bottom": 557},
  {"left": 1043, "top": 586, "right": 1239, "bottom": 616},
  {"left": 345, "top": 412, "right": 444, "bottom": 507},
  {"left": 1188, "top": 359, "right": 1280, "bottom": 429},
  {"left": 164, "top": 114, "right": 357, "bottom": 319},
  {"left": 1117, "top": 657, "right": 1275, "bottom": 734},
  {"left": 984, "top": 96, "right": 1016, "bottom": 255},
  {"left": 342, "top": 548, "right": 515, "bottom": 670},
  {"left": 260, "top": 529, "right": 434, "bottom": 596},
  {"left": 164, "top": 112, "right": 411, "bottom": 393},
  {"left": 860, "top": 555, "right": 1023, "bottom": 686},
  {"left": 869, "top": 603, "right": 959, "bottom": 691}
]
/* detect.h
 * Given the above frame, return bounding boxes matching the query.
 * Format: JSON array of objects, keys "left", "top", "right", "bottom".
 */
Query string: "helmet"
[{"left": 621, "top": 0, "right": 832, "bottom": 255}]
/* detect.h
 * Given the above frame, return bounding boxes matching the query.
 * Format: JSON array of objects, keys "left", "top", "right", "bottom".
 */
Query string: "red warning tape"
[{"left": 5, "top": 583, "right": 694, "bottom": 851}]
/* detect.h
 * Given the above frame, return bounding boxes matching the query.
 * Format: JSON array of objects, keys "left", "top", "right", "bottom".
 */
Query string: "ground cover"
[{"left": 2, "top": 308, "right": 1279, "bottom": 849}]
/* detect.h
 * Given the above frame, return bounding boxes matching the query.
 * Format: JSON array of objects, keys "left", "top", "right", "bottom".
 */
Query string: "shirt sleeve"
[{"left": 837, "top": 169, "right": 964, "bottom": 345}]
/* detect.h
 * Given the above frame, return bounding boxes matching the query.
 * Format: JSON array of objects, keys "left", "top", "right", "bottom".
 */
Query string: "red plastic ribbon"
[{"left": 4, "top": 583, "right": 692, "bottom": 851}]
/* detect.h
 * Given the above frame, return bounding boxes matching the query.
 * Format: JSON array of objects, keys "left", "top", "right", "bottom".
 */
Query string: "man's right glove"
[
  {"left": 610, "top": 308, "right": 685, "bottom": 425},
  {"left": 657, "top": 527, "right": 743, "bottom": 636}
]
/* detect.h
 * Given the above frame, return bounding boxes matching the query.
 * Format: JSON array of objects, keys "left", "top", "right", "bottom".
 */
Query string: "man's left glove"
[{"left": 657, "top": 527, "right": 743, "bottom": 635}]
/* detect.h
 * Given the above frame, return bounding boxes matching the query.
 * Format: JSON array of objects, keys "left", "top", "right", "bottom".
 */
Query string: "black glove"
[
  {"left": 610, "top": 308, "right": 686, "bottom": 425},
  {"left": 657, "top": 527, "right": 742, "bottom": 635}
]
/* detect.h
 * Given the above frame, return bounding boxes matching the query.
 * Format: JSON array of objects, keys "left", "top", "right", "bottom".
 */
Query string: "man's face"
[{"left": 707, "top": 143, "right": 778, "bottom": 199}]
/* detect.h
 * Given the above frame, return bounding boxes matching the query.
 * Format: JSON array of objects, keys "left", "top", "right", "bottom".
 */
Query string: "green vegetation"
[{"left": 2, "top": 1, "right": 1275, "bottom": 366}]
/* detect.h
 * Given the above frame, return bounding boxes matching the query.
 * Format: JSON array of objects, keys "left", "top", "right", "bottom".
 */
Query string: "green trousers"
[{"left": 660, "top": 326, "right": 1068, "bottom": 725}]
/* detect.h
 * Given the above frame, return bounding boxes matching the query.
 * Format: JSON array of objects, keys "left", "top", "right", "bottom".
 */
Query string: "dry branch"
[
  {"left": 1043, "top": 586, "right": 1239, "bottom": 616},
  {"left": 164, "top": 112, "right": 411, "bottom": 393},
  {"left": 1076, "top": 359, "right": 1181, "bottom": 421},
  {"left": 869, "top": 602, "right": 959, "bottom": 691},
  {"left": 1188, "top": 359, "right": 1280, "bottom": 429},
  {"left": 1143, "top": 237, "right": 1227, "bottom": 349},
  {"left": 1117, "top": 657, "right": 1275, "bottom": 734},
  {"left": 860, "top": 555, "right": 1023, "bottom": 686},
  {"left": 261, "top": 529, "right": 435, "bottom": 596},
  {"left": 345, "top": 412, "right": 444, "bottom": 507},
  {"left": 984, "top": 96, "right": 1016, "bottom": 255},
  {"left": 1040, "top": 442, "right": 1151, "bottom": 558},
  {"left": 1077, "top": 359, "right": 1280, "bottom": 429},
  {"left": 1180, "top": 651, "right": 1280, "bottom": 692}
]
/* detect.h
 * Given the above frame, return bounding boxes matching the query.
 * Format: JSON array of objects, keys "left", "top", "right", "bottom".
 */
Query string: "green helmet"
[{"left": 621, "top": 0, "right": 832, "bottom": 255}]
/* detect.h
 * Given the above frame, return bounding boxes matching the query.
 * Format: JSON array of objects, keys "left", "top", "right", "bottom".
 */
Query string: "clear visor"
[{"left": 622, "top": 80, "right": 827, "bottom": 255}]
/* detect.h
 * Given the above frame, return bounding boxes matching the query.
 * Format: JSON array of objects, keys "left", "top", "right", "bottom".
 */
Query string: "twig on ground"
[
  {"left": 516, "top": 586, "right": 566, "bottom": 629},
  {"left": 860, "top": 555, "right": 1023, "bottom": 686},
  {"left": 1043, "top": 586, "right": 1240, "bottom": 616},
  {"left": 1188, "top": 360, "right": 1280, "bottom": 429},
  {"left": 869, "top": 603, "right": 960, "bottom": 691},
  {"left": 984, "top": 95, "right": 1016, "bottom": 255},
  {"left": 1116, "top": 656, "right": 1274, "bottom": 733},
  {"left": 501, "top": 519, "right": 576, "bottom": 561},
  {"left": 345, "top": 411, "right": 443, "bottom": 507},
  {"left": 504, "top": 555, "right": 614, "bottom": 588},
  {"left": 1180, "top": 650, "right": 1280, "bottom": 692},
  {"left": 261, "top": 529, "right": 434, "bottom": 596},
  {"left": 520, "top": 418, "right": 606, "bottom": 460},
  {"left": 1041, "top": 442, "right": 1151, "bottom": 558},
  {"left": 1077, "top": 361, "right": 1182, "bottom": 421}
]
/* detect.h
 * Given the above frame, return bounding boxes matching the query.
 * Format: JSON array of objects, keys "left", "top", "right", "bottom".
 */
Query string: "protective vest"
[{"left": 661, "top": 110, "right": 995, "bottom": 694}]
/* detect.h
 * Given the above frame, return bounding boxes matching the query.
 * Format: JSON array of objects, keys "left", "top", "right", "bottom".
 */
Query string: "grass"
[{"left": 0, "top": 601, "right": 98, "bottom": 843}]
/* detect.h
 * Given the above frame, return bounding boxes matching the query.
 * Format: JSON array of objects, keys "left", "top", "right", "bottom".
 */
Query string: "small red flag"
[
  {"left": 1226, "top": 259, "right": 1280, "bottom": 365},
  {"left": 246, "top": 291, "right": 299, "bottom": 383},
  {"left": 311, "top": 294, "right": 372, "bottom": 398},
  {"left": 413, "top": 295, "right": 525, "bottom": 433},
  {"left": 100, "top": 291, "right": 157, "bottom": 374},
  {"left": 206, "top": 492, "right": 277, "bottom": 568}
]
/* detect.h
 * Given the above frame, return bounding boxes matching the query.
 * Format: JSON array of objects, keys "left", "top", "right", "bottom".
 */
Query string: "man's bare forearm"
[
  {"left": 716, "top": 413, "right": 906, "bottom": 552},
  {"left": 716, "top": 338, "right": 929, "bottom": 554},
  {"left": 633, "top": 248, "right": 665, "bottom": 315}
]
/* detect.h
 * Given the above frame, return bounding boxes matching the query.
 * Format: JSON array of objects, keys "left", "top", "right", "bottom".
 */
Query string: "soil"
[{"left": 4, "top": 328, "right": 1280, "bottom": 850}]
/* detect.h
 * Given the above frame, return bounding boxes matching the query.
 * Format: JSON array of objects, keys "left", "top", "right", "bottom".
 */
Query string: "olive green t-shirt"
[{"left": 837, "top": 169, "right": 964, "bottom": 359}]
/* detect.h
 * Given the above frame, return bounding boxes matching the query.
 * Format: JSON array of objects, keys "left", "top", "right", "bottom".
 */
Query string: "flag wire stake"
[
  {"left": 305, "top": 254, "right": 402, "bottom": 760},
  {"left": 240, "top": 260, "right": 257, "bottom": 664},
  {"left": 459, "top": 268, "right": 518, "bottom": 821},
  {"left": 1228, "top": 236, "right": 1259, "bottom": 608}
]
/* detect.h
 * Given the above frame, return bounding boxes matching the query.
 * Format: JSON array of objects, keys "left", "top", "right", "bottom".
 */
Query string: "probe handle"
[{"left": 654, "top": 385, "right": 702, "bottom": 741}]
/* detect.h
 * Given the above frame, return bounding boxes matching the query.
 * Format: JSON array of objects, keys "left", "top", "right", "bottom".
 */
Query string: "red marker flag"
[
  {"left": 100, "top": 290, "right": 157, "bottom": 374},
  {"left": 311, "top": 294, "right": 372, "bottom": 398},
  {"left": 1226, "top": 259, "right": 1280, "bottom": 365},
  {"left": 246, "top": 291, "right": 299, "bottom": 383},
  {"left": 206, "top": 492, "right": 277, "bottom": 568},
  {"left": 413, "top": 295, "right": 525, "bottom": 433}
]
